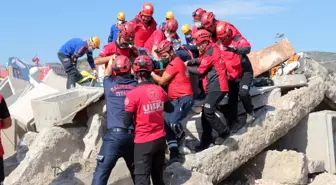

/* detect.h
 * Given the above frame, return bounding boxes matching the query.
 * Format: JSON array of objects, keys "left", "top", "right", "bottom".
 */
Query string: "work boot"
[{"left": 246, "top": 111, "right": 256, "bottom": 125}]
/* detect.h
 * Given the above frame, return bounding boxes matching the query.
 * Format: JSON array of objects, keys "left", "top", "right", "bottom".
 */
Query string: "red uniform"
[
  {"left": 218, "top": 22, "right": 250, "bottom": 80},
  {"left": 98, "top": 41, "right": 136, "bottom": 68},
  {"left": 197, "top": 43, "right": 229, "bottom": 93},
  {"left": 129, "top": 13, "right": 157, "bottom": 47},
  {"left": 144, "top": 30, "right": 165, "bottom": 52},
  {"left": 164, "top": 57, "right": 193, "bottom": 100},
  {"left": 125, "top": 82, "right": 167, "bottom": 143},
  {"left": 191, "top": 25, "right": 199, "bottom": 35}
]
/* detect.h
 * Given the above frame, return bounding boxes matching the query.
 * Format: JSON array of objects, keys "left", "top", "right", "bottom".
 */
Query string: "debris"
[
  {"left": 248, "top": 38, "right": 295, "bottom": 77},
  {"left": 310, "top": 173, "right": 336, "bottom": 185},
  {"left": 16, "top": 132, "right": 38, "bottom": 163},
  {"left": 82, "top": 114, "right": 105, "bottom": 159},
  {"left": 272, "top": 74, "right": 307, "bottom": 89}
]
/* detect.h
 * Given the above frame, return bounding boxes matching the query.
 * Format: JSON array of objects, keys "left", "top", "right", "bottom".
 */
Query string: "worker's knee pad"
[{"left": 239, "top": 88, "right": 250, "bottom": 98}]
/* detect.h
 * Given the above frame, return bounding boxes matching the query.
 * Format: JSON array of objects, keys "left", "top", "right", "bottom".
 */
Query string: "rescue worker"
[
  {"left": 124, "top": 55, "right": 173, "bottom": 185},
  {"left": 215, "top": 21, "right": 255, "bottom": 127},
  {"left": 151, "top": 40, "right": 194, "bottom": 163},
  {"left": 144, "top": 19, "right": 178, "bottom": 59},
  {"left": 185, "top": 30, "right": 230, "bottom": 151},
  {"left": 0, "top": 94, "right": 12, "bottom": 184},
  {"left": 91, "top": 55, "right": 137, "bottom": 185},
  {"left": 58, "top": 36, "right": 100, "bottom": 89},
  {"left": 181, "top": 24, "right": 194, "bottom": 46},
  {"left": 95, "top": 23, "right": 138, "bottom": 68},
  {"left": 129, "top": 3, "right": 157, "bottom": 47},
  {"left": 108, "top": 12, "right": 127, "bottom": 43},
  {"left": 192, "top": 8, "right": 206, "bottom": 34},
  {"left": 159, "top": 11, "right": 174, "bottom": 29}
]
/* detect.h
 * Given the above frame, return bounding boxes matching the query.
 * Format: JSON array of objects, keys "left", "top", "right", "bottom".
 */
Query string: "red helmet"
[
  {"left": 164, "top": 19, "right": 178, "bottom": 33},
  {"left": 112, "top": 55, "right": 131, "bottom": 73},
  {"left": 119, "top": 23, "right": 135, "bottom": 41},
  {"left": 216, "top": 21, "right": 230, "bottom": 38},
  {"left": 155, "top": 40, "right": 173, "bottom": 56},
  {"left": 192, "top": 29, "right": 212, "bottom": 45},
  {"left": 141, "top": 3, "right": 154, "bottom": 16},
  {"left": 192, "top": 8, "right": 206, "bottom": 21},
  {"left": 133, "top": 55, "right": 153, "bottom": 72},
  {"left": 201, "top": 12, "right": 215, "bottom": 29}
]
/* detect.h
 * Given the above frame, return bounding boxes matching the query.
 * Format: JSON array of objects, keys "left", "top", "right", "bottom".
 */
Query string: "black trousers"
[
  {"left": 134, "top": 137, "right": 166, "bottom": 185},
  {"left": 57, "top": 52, "right": 83, "bottom": 89},
  {"left": 221, "top": 72, "right": 254, "bottom": 126},
  {"left": 0, "top": 156, "right": 4, "bottom": 183},
  {"left": 201, "top": 91, "right": 229, "bottom": 144}
]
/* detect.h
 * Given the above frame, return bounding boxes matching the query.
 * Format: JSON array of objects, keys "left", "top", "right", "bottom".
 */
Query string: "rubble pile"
[{"left": 2, "top": 40, "right": 336, "bottom": 185}]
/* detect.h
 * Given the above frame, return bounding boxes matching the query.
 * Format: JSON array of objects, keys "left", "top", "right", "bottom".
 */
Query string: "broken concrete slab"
[
  {"left": 169, "top": 76, "right": 326, "bottom": 184},
  {"left": 249, "top": 86, "right": 277, "bottom": 97},
  {"left": 83, "top": 114, "right": 106, "bottom": 159},
  {"left": 164, "top": 163, "right": 213, "bottom": 185},
  {"left": 31, "top": 87, "right": 104, "bottom": 132},
  {"left": 0, "top": 77, "right": 13, "bottom": 99},
  {"left": 9, "top": 83, "right": 59, "bottom": 131},
  {"left": 5, "top": 127, "right": 86, "bottom": 185},
  {"left": 310, "top": 173, "right": 336, "bottom": 185},
  {"left": 16, "top": 132, "right": 38, "bottom": 163},
  {"left": 308, "top": 160, "right": 325, "bottom": 174},
  {"left": 248, "top": 38, "right": 295, "bottom": 77},
  {"left": 237, "top": 150, "right": 308, "bottom": 184},
  {"left": 278, "top": 110, "right": 336, "bottom": 174},
  {"left": 272, "top": 74, "right": 307, "bottom": 89},
  {"left": 7, "top": 76, "right": 31, "bottom": 95},
  {"left": 302, "top": 53, "right": 329, "bottom": 81},
  {"left": 42, "top": 69, "right": 81, "bottom": 91},
  {"left": 325, "top": 73, "right": 336, "bottom": 104}
]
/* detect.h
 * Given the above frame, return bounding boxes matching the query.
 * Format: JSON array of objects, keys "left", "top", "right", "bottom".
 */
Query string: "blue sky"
[{"left": 0, "top": 0, "right": 335, "bottom": 65}]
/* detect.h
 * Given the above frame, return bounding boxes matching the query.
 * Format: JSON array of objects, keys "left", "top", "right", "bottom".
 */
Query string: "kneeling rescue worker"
[
  {"left": 129, "top": 2, "right": 157, "bottom": 47},
  {"left": 95, "top": 23, "right": 138, "bottom": 68},
  {"left": 58, "top": 36, "right": 100, "bottom": 89},
  {"left": 186, "top": 30, "right": 230, "bottom": 151},
  {"left": 91, "top": 55, "right": 137, "bottom": 185},
  {"left": 124, "top": 55, "right": 173, "bottom": 185},
  {"left": 151, "top": 40, "right": 194, "bottom": 163}
]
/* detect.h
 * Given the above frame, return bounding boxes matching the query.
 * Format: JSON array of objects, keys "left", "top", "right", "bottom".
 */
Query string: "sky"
[{"left": 0, "top": 0, "right": 335, "bottom": 65}]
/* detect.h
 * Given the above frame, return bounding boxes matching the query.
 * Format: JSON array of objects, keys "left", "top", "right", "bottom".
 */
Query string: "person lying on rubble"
[
  {"left": 124, "top": 55, "right": 173, "bottom": 185},
  {"left": 201, "top": 12, "right": 256, "bottom": 126},
  {"left": 185, "top": 30, "right": 230, "bottom": 151},
  {"left": 91, "top": 55, "right": 137, "bottom": 185},
  {"left": 129, "top": 2, "right": 157, "bottom": 47},
  {"left": 151, "top": 40, "right": 194, "bottom": 164},
  {"left": 108, "top": 12, "right": 127, "bottom": 43},
  {"left": 95, "top": 23, "right": 138, "bottom": 69},
  {"left": 58, "top": 36, "right": 100, "bottom": 89},
  {"left": 0, "top": 94, "right": 12, "bottom": 184},
  {"left": 144, "top": 18, "right": 179, "bottom": 59}
]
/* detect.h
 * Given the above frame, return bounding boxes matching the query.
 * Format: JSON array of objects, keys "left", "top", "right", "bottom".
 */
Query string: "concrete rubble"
[
  {"left": 310, "top": 173, "right": 336, "bottom": 185},
  {"left": 168, "top": 76, "right": 326, "bottom": 184},
  {"left": 15, "top": 131, "right": 38, "bottom": 163},
  {"left": 272, "top": 74, "right": 307, "bottom": 89}
]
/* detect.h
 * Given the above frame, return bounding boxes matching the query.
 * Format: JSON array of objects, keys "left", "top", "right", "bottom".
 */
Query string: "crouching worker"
[
  {"left": 216, "top": 21, "right": 255, "bottom": 128},
  {"left": 186, "top": 30, "right": 230, "bottom": 151},
  {"left": 151, "top": 40, "right": 194, "bottom": 163},
  {"left": 124, "top": 55, "right": 173, "bottom": 185},
  {"left": 58, "top": 36, "right": 100, "bottom": 89},
  {"left": 91, "top": 55, "right": 137, "bottom": 185}
]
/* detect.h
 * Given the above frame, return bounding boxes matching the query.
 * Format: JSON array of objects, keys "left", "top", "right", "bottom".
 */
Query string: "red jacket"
[
  {"left": 144, "top": 29, "right": 165, "bottom": 52},
  {"left": 196, "top": 43, "right": 229, "bottom": 93},
  {"left": 129, "top": 13, "right": 157, "bottom": 47},
  {"left": 218, "top": 22, "right": 252, "bottom": 80}
]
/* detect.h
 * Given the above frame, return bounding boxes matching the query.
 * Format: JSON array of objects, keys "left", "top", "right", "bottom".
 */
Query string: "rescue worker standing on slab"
[
  {"left": 181, "top": 24, "right": 194, "bottom": 46},
  {"left": 91, "top": 55, "right": 137, "bottom": 185},
  {"left": 185, "top": 30, "right": 230, "bottom": 151},
  {"left": 159, "top": 11, "right": 174, "bottom": 29},
  {"left": 144, "top": 19, "right": 179, "bottom": 59},
  {"left": 215, "top": 21, "right": 255, "bottom": 128},
  {"left": 108, "top": 12, "right": 127, "bottom": 43},
  {"left": 151, "top": 40, "right": 194, "bottom": 163},
  {"left": 58, "top": 36, "right": 100, "bottom": 89},
  {"left": 95, "top": 23, "right": 138, "bottom": 68},
  {"left": 124, "top": 55, "right": 173, "bottom": 185},
  {"left": 129, "top": 3, "right": 157, "bottom": 47}
]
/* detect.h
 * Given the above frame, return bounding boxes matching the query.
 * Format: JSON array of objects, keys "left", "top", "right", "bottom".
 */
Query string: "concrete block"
[
  {"left": 272, "top": 74, "right": 307, "bottom": 88},
  {"left": 4, "top": 127, "right": 86, "bottom": 185},
  {"left": 42, "top": 69, "right": 81, "bottom": 91},
  {"left": 310, "top": 173, "right": 336, "bottom": 185},
  {"left": 165, "top": 77, "right": 326, "bottom": 184},
  {"left": 31, "top": 87, "right": 104, "bottom": 132},
  {"left": 0, "top": 77, "right": 13, "bottom": 99},
  {"left": 278, "top": 110, "right": 336, "bottom": 174},
  {"left": 9, "top": 83, "right": 59, "bottom": 130},
  {"left": 7, "top": 76, "right": 30, "bottom": 94},
  {"left": 308, "top": 160, "right": 325, "bottom": 174}
]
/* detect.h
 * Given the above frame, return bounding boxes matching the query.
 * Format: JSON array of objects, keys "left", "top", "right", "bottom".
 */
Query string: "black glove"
[{"left": 226, "top": 46, "right": 237, "bottom": 53}]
